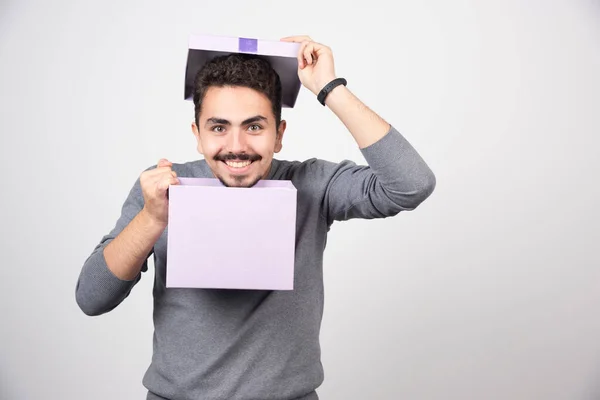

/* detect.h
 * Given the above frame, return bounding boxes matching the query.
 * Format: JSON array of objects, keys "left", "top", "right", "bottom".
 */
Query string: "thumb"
[{"left": 157, "top": 158, "right": 172, "bottom": 168}]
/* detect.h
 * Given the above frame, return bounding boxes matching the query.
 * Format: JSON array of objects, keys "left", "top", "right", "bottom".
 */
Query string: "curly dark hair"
[{"left": 193, "top": 53, "right": 282, "bottom": 129}]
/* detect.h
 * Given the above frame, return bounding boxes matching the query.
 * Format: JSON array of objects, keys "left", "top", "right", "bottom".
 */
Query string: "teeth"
[{"left": 225, "top": 161, "right": 251, "bottom": 168}]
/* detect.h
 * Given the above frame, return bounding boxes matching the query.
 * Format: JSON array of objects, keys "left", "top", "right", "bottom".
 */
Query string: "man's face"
[{"left": 192, "top": 86, "right": 286, "bottom": 188}]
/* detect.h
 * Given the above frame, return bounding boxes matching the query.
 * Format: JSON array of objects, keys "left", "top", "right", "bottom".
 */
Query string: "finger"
[
  {"left": 152, "top": 171, "right": 178, "bottom": 189},
  {"left": 157, "top": 158, "right": 172, "bottom": 168},
  {"left": 312, "top": 41, "right": 331, "bottom": 55},
  {"left": 157, "top": 175, "right": 179, "bottom": 194},
  {"left": 303, "top": 42, "right": 314, "bottom": 66},
  {"left": 298, "top": 40, "right": 311, "bottom": 68},
  {"left": 144, "top": 166, "right": 172, "bottom": 182},
  {"left": 297, "top": 41, "right": 306, "bottom": 67},
  {"left": 156, "top": 157, "right": 173, "bottom": 168},
  {"left": 281, "top": 35, "right": 312, "bottom": 43},
  {"left": 141, "top": 168, "right": 162, "bottom": 185},
  {"left": 141, "top": 161, "right": 176, "bottom": 190}
]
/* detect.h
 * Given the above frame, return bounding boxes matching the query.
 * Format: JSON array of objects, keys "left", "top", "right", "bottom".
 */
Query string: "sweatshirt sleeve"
[
  {"left": 320, "top": 125, "right": 436, "bottom": 225},
  {"left": 75, "top": 176, "right": 150, "bottom": 316}
]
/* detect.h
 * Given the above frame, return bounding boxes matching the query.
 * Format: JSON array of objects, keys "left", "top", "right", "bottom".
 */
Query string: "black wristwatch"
[{"left": 317, "top": 78, "right": 347, "bottom": 106}]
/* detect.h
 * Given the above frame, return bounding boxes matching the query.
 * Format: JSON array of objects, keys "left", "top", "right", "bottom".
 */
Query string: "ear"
[
  {"left": 274, "top": 120, "right": 286, "bottom": 153},
  {"left": 191, "top": 121, "right": 203, "bottom": 155}
]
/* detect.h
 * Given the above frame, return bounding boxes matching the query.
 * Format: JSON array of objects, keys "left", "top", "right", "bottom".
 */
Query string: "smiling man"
[
  {"left": 75, "top": 36, "right": 436, "bottom": 400},
  {"left": 190, "top": 52, "right": 288, "bottom": 189}
]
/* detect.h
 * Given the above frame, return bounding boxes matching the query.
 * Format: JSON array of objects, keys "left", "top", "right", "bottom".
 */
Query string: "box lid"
[{"left": 184, "top": 34, "right": 302, "bottom": 108}]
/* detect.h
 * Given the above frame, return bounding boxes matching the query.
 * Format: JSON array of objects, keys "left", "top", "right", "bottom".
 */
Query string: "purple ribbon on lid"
[{"left": 238, "top": 37, "right": 258, "bottom": 53}]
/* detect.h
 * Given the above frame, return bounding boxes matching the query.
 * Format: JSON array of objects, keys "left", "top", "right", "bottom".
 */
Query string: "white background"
[{"left": 1, "top": 0, "right": 599, "bottom": 399}]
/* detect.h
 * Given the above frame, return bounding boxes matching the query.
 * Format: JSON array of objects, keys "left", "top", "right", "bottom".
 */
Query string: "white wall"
[{"left": 1, "top": 0, "right": 599, "bottom": 399}]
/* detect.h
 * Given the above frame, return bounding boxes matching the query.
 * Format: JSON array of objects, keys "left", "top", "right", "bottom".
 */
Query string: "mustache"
[{"left": 214, "top": 153, "right": 262, "bottom": 162}]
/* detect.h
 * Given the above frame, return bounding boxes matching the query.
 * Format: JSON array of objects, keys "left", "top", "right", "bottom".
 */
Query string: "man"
[{"left": 76, "top": 35, "right": 436, "bottom": 400}]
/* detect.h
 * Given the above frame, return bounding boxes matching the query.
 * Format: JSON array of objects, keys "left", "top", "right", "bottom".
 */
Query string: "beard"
[{"left": 217, "top": 174, "right": 262, "bottom": 188}]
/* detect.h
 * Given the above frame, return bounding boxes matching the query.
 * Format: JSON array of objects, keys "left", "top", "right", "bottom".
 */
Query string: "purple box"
[
  {"left": 184, "top": 34, "right": 302, "bottom": 107},
  {"left": 166, "top": 178, "right": 297, "bottom": 290}
]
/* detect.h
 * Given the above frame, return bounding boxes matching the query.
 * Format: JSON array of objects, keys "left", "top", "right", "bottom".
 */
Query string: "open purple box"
[
  {"left": 166, "top": 178, "right": 297, "bottom": 290},
  {"left": 184, "top": 34, "right": 302, "bottom": 107}
]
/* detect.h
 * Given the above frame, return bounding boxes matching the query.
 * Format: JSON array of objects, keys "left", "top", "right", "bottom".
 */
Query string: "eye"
[
  {"left": 248, "top": 124, "right": 262, "bottom": 133},
  {"left": 211, "top": 125, "right": 225, "bottom": 133}
]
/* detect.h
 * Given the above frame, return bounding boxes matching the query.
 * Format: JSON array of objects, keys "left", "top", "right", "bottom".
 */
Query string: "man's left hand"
[{"left": 280, "top": 35, "right": 338, "bottom": 96}]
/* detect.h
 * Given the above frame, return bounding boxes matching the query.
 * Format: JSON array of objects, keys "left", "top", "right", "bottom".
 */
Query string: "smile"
[
  {"left": 225, "top": 160, "right": 252, "bottom": 168},
  {"left": 222, "top": 160, "right": 255, "bottom": 173}
]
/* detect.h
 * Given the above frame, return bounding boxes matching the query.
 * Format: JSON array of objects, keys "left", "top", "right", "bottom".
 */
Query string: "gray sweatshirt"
[{"left": 75, "top": 125, "right": 436, "bottom": 400}]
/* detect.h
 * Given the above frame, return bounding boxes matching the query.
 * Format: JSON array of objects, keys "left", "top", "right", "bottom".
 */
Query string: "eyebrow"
[{"left": 204, "top": 115, "right": 268, "bottom": 128}]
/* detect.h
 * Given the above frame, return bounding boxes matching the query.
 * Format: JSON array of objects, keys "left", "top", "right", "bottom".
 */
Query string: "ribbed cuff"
[{"left": 76, "top": 245, "right": 138, "bottom": 315}]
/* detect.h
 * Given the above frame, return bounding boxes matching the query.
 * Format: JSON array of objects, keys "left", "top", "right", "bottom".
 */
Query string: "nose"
[{"left": 227, "top": 129, "right": 247, "bottom": 154}]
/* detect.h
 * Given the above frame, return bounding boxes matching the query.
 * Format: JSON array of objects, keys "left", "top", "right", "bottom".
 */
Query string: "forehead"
[{"left": 200, "top": 86, "right": 273, "bottom": 122}]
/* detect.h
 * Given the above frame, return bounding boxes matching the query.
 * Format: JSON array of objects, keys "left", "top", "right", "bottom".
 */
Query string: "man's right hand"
[
  {"left": 101, "top": 158, "right": 179, "bottom": 281},
  {"left": 140, "top": 158, "right": 180, "bottom": 226}
]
